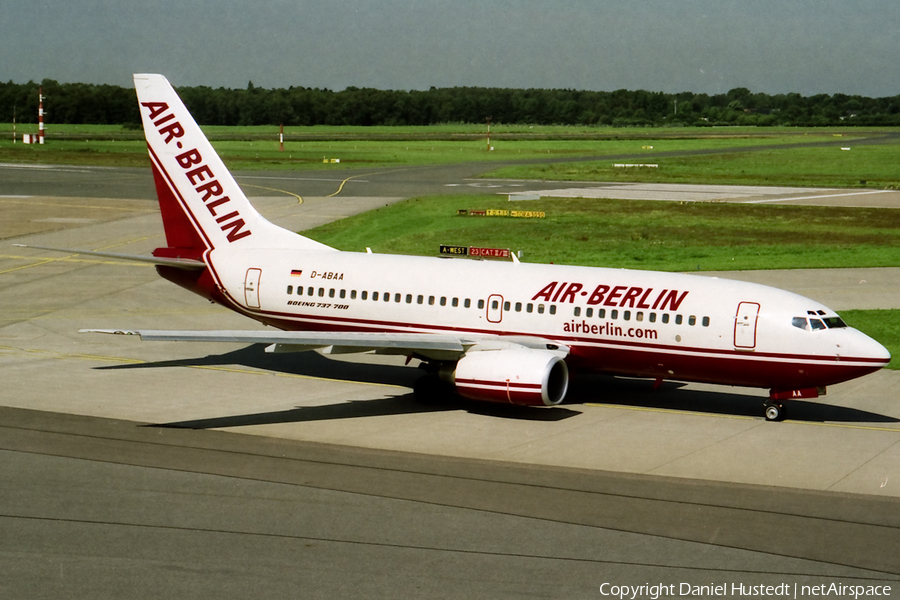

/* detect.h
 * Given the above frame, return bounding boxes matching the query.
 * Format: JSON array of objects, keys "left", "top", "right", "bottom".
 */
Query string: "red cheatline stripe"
[{"left": 242, "top": 308, "right": 886, "bottom": 367}]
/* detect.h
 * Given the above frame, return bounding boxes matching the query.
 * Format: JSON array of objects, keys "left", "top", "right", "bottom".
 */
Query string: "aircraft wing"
[{"left": 81, "top": 329, "right": 569, "bottom": 361}]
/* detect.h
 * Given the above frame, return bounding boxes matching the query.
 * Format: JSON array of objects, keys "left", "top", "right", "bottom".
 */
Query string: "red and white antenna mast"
[{"left": 38, "top": 87, "right": 45, "bottom": 144}]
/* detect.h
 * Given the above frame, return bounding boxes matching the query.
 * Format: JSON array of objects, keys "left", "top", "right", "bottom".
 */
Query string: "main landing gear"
[{"left": 413, "top": 373, "right": 455, "bottom": 405}]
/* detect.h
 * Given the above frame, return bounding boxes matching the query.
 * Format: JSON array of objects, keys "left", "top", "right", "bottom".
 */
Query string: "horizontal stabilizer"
[{"left": 14, "top": 244, "right": 206, "bottom": 269}]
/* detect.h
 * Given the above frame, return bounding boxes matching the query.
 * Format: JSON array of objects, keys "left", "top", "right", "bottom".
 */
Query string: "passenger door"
[
  {"left": 244, "top": 268, "right": 262, "bottom": 309},
  {"left": 734, "top": 302, "right": 760, "bottom": 349}
]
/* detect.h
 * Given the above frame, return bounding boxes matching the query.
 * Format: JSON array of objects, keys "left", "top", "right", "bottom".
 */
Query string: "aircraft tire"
[{"left": 764, "top": 401, "right": 785, "bottom": 422}]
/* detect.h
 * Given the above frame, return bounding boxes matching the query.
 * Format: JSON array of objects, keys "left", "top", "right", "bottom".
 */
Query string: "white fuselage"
[{"left": 205, "top": 246, "right": 889, "bottom": 392}]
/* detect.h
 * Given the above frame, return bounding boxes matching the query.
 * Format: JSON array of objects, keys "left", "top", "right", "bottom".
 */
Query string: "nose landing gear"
[
  {"left": 765, "top": 387, "right": 823, "bottom": 421},
  {"left": 763, "top": 401, "right": 785, "bottom": 422}
]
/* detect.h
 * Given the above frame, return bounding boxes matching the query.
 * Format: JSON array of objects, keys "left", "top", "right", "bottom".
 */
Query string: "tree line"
[{"left": 2, "top": 78, "right": 899, "bottom": 127}]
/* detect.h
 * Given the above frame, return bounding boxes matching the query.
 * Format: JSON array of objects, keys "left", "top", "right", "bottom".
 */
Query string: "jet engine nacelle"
[{"left": 444, "top": 348, "right": 569, "bottom": 406}]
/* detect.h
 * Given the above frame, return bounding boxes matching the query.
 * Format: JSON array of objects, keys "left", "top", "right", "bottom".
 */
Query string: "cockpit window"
[
  {"left": 792, "top": 315, "right": 848, "bottom": 331},
  {"left": 823, "top": 317, "right": 847, "bottom": 328}
]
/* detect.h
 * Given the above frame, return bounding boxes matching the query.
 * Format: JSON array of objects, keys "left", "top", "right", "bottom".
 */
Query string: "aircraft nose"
[{"left": 850, "top": 329, "right": 891, "bottom": 366}]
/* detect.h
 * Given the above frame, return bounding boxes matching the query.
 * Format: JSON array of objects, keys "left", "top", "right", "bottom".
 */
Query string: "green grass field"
[
  {"left": 484, "top": 141, "right": 900, "bottom": 189},
  {"left": 0, "top": 123, "right": 890, "bottom": 186},
  {"left": 303, "top": 195, "right": 900, "bottom": 271}
]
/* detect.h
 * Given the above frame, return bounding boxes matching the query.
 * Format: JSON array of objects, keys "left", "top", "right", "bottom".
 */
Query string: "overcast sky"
[{"left": 2, "top": 0, "right": 898, "bottom": 96}]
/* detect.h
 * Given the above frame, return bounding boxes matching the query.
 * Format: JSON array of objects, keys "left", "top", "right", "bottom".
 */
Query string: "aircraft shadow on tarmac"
[
  {"left": 568, "top": 376, "right": 900, "bottom": 424},
  {"left": 96, "top": 344, "right": 897, "bottom": 427},
  {"left": 98, "top": 343, "right": 419, "bottom": 388},
  {"left": 97, "top": 344, "right": 580, "bottom": 428},
  {"left": 150, "top": 395, "right": 581, "bottom": 430}
]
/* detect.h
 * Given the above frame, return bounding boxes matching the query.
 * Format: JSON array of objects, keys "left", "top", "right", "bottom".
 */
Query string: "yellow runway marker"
[
  {"left": 0, "top": 256, "right": 74, "bottom": 275},
  {"left": 0, "top": 197, "right": 156, "bottom": 212},
  {"left": 585, "top": 402, "right": 900, "bottom": 433},
  {"left": 1, "top": 235, "right": 165, "bottom": 275},
  {"left": 240, "top": 184, "right": 303, "bottom": 204},
  {"left": 326, "top": 175, "right": 363, "bottom": 198},
  {"left": 325, "top": 168, "right": 409, "bottom": 198}
]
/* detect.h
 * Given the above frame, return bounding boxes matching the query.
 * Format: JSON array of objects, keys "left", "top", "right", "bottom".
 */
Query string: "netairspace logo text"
[{"left": 598, "top": 582, "right": 892, "bottom": 600}]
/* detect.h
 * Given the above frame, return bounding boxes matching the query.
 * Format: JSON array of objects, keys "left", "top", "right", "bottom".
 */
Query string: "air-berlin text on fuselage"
[
  {"left": 532, "top": 281, "right": 689, "bottom": 310},
  {"left": 140, "top": 101, "right": 251, "bottom": 243}
]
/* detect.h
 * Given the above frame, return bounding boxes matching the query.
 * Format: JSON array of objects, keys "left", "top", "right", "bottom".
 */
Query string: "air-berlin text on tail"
[
  {"left": 140, "top": 101, "right": 252, "bottom": 243},
  {"left": 533, "top": 281, "right": 689, "bottom": 310}
]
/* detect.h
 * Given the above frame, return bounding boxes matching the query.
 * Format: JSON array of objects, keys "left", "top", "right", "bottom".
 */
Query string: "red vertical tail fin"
[{"left": 134, "top": 74, "right": 334, "bottom": 255}]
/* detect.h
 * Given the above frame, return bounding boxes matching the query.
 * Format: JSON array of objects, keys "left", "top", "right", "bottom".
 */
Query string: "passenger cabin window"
[{"left": 287, "top": 285, "right": 293, "bottom": 294}]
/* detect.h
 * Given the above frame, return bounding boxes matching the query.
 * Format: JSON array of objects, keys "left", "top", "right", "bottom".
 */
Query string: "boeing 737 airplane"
[{"left": 21, "top": 74, "right": 891, "bottom": 421}]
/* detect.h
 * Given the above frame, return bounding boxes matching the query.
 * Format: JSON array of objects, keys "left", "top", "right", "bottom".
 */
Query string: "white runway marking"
[
  {"left": 505, "top": 183, "right": 900, "bottom": 206},
  {"left": 508, "top": 183, "right": 830, "bottom": 202},
  {"left": 742, "top": 190, "right": 895, "bottom": 204}
]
